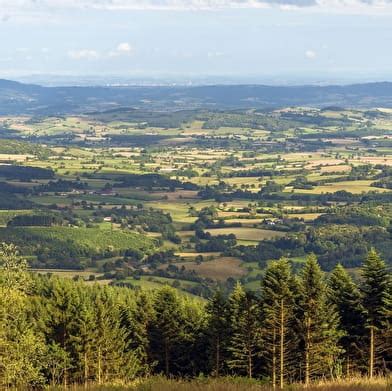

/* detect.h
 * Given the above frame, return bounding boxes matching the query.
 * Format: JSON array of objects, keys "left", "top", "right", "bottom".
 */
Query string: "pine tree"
[
  {"left": 206, "top": 290, "right": 230, "bottom": 376},
  {"left": 69, "top": 287, "right": 97, "bottom": 386},
  {"left": 298, "top": 254, "right": 343, "bottom": 385},
  {"left": 149, "top": 286, "right": 185, "bottom": 376},
  {"left": 227, "top": 282, "right": 261, "bottom": 378},
  {"left": 120, "top": 290, "right": 154, "bottom": 375},
  {"left": 361, "top": 249, "right": 392, "bottom": 378},
  {"left": 261, "top": 258, "right": 297, "bottom": 389},
  {"left": 43, "top": 277, "right": 81, "bottom": 386},
  {"left": 328, "top": 264, "right": 365, "bottom": 375},
  {"left": 177, "top": 296, "right": 208, "bottom": 376},
  {"left": 93, "top": 288, "right": 140, "bottom": 383},
  {"left": 384, "top": 279, "right": 392, "bottom": 372}
]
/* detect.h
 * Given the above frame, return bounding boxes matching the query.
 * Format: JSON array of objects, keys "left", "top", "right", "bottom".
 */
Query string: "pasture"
[{"left": 1, "top": 107, "right": 391, "bottom": 296}]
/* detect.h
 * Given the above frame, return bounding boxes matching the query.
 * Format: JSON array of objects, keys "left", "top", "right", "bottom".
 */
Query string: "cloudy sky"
[{"left": 1, "top": 0, "right": 392, "bottom": 84}]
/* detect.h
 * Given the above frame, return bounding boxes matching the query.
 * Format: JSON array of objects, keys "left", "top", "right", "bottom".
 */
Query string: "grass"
[
  {"left": 119, "top": 276, "right": 201, "bottom": 298},
  {"left": 176, "top": 257, "right": 246, "bottom": 281},
  {"left": 3, "top": 112, "right": 392, "bottom": 294},
  {"left": 47, "top": 376, "right": 392, "bottom": 390},
  {"left": 31, "top": 269, "right": 103, "bottom": 279},
  {"left": 0, "top": 226, "right": 156, "bottom": 255},
  {"left": 205, "top": 227, "right": 286, "bottom": 241},
  {"left": 288, "top": 180, "right": 391, "bottom": 195},
  {"left": 0, "top": 209, "right": 32, "bottom": 226}
]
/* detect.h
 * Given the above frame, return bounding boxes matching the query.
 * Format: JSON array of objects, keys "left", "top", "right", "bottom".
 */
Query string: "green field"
[{"left": 1, "top": 107, "right": 391, "bottom": 294}]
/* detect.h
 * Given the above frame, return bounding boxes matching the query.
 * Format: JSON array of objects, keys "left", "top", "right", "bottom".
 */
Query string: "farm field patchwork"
[{"left": 0, "top": 106, "right": 391, "bottom": 297}]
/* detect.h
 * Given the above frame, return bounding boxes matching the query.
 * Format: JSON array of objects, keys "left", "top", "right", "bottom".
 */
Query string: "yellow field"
[
  {"left": 176, "top": 257, "right": 246, "bottom": 281},
  {"left": 0, "top": 154, "right": 33, "bottom": 161},
  {"left": 289, "top": 180, "right": 391, "bottom": 194},
  {"left": 205, "top": 227, "right": 286, "bottom": 241},
  {"left": 31, "top": 269, "right": 102, "bottom": 279}
]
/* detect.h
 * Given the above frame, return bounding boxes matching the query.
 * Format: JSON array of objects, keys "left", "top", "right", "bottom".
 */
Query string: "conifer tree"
[
  {"left": 261, "top": 258, "right": 297, "bottom": 389},
  {"left": 206, "top": 290, "right": 230, "bottom": 376},
  {"left": 121, "top": 290, "right": 154, "bottom": 374},
  {"left": 361, "top": 249, "right": 392, "bottom": 378},
  {"left": 43, "top": 277, "right": 81, "bottom": 386},
  {"left": 149, "top": 286, "right": 184, "bottom": 376},
  {"left": 227, "top": 282, "right": 261, "bottom": 378},
  {"left": 177, "top": 296, "right": 208, "bottom": 376},
  {"left": 298, "top": 254, "right": 342, "bottom": 385},
  {"left": 93, "top": 288, "right": 140, "bottom": 383},
  {"left": 328, "top": 264, "right": 365, "bottom": 375},
  {"left": 69, "top": 288, "right": 97, "bottom": 385}
]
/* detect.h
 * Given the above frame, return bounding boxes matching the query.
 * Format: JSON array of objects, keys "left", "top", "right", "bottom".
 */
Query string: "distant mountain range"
[{"left": 1, "top": 79, "right": 392, "bottom": 115}]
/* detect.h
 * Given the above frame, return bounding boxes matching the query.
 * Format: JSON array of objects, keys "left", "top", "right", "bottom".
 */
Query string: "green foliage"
[
  {"left": 328, "top": 264, "right": 365, "bottom": 373},
  {"left": 205, "top": 290, "right": 230, "bottom": 376},
  {"left": 0, "top": 226, "right": 156, "bottom": 268},
  {"left": 0, "top": 242, "right": 47, "bottom": 388},
  {"left": 0, "top": 244, "right": 391, "bottom": 387},
  {"left": 242, "top": 224, "right": 392, "bottom": 270},
  {"left": 361, "top": 249, "right": 391, "bottom": 330},
  {"left": 360, "top": 249, "right": 392, "bottom": 376},
  {"left": 227, "top": 283, "right": 261, "bottom": 378},
  {"left": 0, "top": 210, "right": 33, "bottom": 226},
  {"left": 261, "top": 258, "right": 297, "bottom": 388},
  {"left": 0, "top": 139, "right": 52, "bottom": 158},
  {"left": 0, "top": 164, "right": 54, "bottom": 180},
  {"left": 297, "top": 254, "right": 343, "bottom": 384}
]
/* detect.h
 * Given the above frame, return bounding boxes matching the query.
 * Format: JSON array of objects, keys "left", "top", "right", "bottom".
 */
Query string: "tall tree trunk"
[
  {"left": 248, "top": 343, "right": 252, "bottom": 379},
  {"left": 63, "top": 329, "right": 67, "bottom": 389},
  {"left": 369, "top": 325, "right": 374, "bottom": 379},
  {"left": 165, "top": 339, "right": 169, "bottom": 377},
  {"left": 305, "top": 317, "right": 311, "bottom": 387},
  {"left": 98, "top": 346, "right": 102, "bottom": 385},
  {"left": 64, "top": 366, "right": 67, "bottom": 389},
  {"left": 84, "top": 351, "right": 88, "bottom": 388},
  {"left": 215, "top": 337, "right": 220, "bottom": 377},
  {"left": 272, "top": 328, "right": 276, "bottom": 389},
  {"left": 280, "top": 299, "right": 285, "bottom": 390}
]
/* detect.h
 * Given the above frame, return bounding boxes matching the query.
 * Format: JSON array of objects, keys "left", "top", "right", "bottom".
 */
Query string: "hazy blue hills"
[{"left": 1, "top": 79, "right": 392, "bottom": 114}]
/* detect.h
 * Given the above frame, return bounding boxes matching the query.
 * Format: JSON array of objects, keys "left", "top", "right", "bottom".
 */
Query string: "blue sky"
[{"left": 1, "top": 0, "right": 392, "bottom": 84}]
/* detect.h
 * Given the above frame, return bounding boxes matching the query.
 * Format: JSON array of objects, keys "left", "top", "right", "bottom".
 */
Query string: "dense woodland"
[{"left": 0, "top": 242, "right": 391, "bottom": 389}]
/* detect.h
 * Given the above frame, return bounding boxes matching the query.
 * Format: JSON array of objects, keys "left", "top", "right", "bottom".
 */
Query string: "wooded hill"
[
  {"left": 0, "top": 243, "right": 391, "bottom": 389},
  {"left": 2, "top": 79, "right": 392, "bottom": 114}
]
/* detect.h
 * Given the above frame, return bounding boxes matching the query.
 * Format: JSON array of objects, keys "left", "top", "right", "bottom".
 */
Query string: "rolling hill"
[{"left": 1, "top": 79, "right": 392, "bottom": 115}]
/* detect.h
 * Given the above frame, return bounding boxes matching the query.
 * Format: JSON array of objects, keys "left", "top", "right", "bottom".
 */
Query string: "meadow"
[
  {"left": 47, "top": 377, "right": 392, "bottom": 391},
  {"left": 0, "top": 106, "right": 392, "bottom": 295}
]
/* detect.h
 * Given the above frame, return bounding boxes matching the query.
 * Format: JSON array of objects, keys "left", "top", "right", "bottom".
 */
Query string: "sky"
[{"left": 1, "top": 0, "right": 392, "bottom": 85}]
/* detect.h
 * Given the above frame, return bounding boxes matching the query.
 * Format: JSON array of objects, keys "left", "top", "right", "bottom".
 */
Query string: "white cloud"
[
  {"left": 2, "top": 0, "right": 392, "bottom": 12},
  {"left": 117, "top": 42, "right": 132, "bottom": 52},
  {"left": 1, "top": 0, "right": 392, "bottom": 16},
  {"left": 305, "top": 50, "right": 316, "bottom": 59},
  {"left": 68, "top": 49, "right": 99, "bottom": 60},
  {"left": 108, "top": 42, "right": 133, "bottom": 57}
]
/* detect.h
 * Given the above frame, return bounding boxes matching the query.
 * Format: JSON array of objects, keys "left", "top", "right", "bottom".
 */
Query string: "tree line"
[{"left": 0, "top": 243, "right": 391, "bottom": 389}]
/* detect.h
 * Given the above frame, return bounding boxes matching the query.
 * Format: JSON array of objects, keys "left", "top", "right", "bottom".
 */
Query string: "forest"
[
  {"left": 0, "top": 104, "right": 392, "bottom": 389},
  {"left": 0, "top": 242, "right": 391, "bottom": 389}
]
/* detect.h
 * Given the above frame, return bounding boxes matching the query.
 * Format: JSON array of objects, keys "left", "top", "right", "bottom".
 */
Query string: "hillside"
[{"left": 1, "top": 79, "right": 392, "bottom": 115}]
